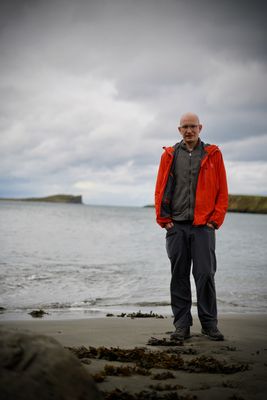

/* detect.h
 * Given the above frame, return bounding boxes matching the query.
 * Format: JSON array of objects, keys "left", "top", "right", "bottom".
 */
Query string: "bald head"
[
  {"left": 178, "top": 112, "right": 202, "bottom": 150},
  {"left": 180, "top": 112, "right": 200, "bottom": 126}
]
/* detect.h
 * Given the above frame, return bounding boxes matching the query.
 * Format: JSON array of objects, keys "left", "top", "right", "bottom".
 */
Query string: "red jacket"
[{"left": 155, "top": 143, "right": 228, "bottom": 229}]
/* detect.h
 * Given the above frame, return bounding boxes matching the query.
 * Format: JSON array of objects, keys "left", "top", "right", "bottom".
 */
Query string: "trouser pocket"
[{"left": 165, "top": 226, "right": 179, "bottom": 259}]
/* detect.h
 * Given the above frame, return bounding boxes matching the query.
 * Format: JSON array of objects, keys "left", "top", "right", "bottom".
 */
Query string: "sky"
[{"left": 0, "top": 0, "right": 267, "bottom": 206}]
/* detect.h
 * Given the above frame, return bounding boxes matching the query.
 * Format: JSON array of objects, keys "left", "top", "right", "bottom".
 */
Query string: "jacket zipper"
[{"left": 188, "top": 152, "right": 192, "bottom": 220}]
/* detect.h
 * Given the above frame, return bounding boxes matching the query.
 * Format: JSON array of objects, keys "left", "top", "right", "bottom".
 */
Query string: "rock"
[{"left": 0, "top": 327, "right": 103, "bottom": 400}]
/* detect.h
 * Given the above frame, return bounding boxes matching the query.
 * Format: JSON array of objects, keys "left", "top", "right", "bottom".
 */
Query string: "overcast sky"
[{"left": 1, "top": 0, "right": 266, "bottom": 206}]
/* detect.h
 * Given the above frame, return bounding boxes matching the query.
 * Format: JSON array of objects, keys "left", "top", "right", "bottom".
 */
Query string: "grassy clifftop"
[
  {"left": 228, "top": 194, "right": 267, "bottom": 214},
  {"left": 0, "top": 194, "right": 82, "bottom": 204}
]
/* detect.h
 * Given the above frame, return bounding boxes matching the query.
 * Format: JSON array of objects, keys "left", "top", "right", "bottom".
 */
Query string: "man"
[{"left": 155, "top": 112, "right": 228, "bottom": 341}]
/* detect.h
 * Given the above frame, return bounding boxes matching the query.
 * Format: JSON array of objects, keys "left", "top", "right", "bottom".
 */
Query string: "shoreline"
[
  {"left": 1, "top": 307, "right": 267, "bottom": 322},
  {"left": 1, "top": 314, "right": 267, "bottom": 399}
]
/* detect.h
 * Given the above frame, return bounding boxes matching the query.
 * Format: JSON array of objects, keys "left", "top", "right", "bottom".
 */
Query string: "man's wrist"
[{"left": 208, "top": 221, "right": 218, "bottom": 229}]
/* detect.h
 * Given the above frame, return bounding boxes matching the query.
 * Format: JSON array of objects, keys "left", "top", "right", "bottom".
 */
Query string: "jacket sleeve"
[
  {"left": 209, "top": 151, "right": 228, "bottom": 228},
  {"left": 154, "top": 151, "right": 173, "bottom": 227}
]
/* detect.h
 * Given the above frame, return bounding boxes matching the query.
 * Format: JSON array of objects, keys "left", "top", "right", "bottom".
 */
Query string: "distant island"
[
  {"left": 0, "top": 194, "right": 82, "bottom": 204},
  {"left": 145, "top": 194, "right": 267, "bottom": 214}
]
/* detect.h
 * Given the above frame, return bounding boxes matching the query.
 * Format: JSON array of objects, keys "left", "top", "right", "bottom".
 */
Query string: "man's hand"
[
  {"left": 165, "top": 222, "right": 174, "bottom": 230},
  {"left": 206, "top": 222, "right": 215, "bottom": 229}
]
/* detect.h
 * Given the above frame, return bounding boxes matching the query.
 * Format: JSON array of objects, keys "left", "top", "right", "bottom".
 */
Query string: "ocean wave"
[
  {"left": 27, "top": 274, "right": 52, "bottom": 281},
  {"left": 217, "top": 298, "right": 248, "bottom": 308}
]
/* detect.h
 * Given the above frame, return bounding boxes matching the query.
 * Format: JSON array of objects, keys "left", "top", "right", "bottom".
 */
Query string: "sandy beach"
[{"left": 1, "top": 314, "right": 267, "bottom": 399}]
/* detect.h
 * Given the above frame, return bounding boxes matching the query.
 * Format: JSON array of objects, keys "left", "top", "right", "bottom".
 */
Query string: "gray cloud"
[{"left": 1, "top": 0, "right": 267, "bottom": 205}]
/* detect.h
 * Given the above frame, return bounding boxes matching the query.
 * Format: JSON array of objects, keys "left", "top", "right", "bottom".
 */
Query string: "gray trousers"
[{"left": 166, "top": 222, "right": 218, "bottom": 329}]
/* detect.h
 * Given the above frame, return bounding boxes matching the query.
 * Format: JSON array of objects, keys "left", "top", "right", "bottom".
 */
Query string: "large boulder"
[{"left": 0, "top": 327, "right": 103, "bottom": 400}]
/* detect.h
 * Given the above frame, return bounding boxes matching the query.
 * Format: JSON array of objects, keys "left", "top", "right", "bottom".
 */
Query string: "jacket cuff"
[
  {"left": 157, "top": 218, "right": 172, "bottom": 228},
  {"left": 208, "top": 220, "right": 218, "bottom": 229}
]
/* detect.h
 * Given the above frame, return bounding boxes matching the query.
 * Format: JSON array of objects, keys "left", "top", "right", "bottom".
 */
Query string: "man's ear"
[
  {"left": 198, "top": 124, "right": 203, "bottom": 132},
  {"left": 178, "top": 126, "right": 182, "bottom": 135}
]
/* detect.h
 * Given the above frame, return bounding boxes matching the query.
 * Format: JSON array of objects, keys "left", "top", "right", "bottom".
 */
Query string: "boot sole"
[
  {"left": 170, "top": 334, "right": 191, "bottom": 341},
  {"left": 201, "top": 331, "right": 224, "bottom": 341}
]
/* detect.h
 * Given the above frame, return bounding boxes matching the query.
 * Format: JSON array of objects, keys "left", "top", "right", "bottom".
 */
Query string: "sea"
[{"left": 0, "top": 201, "right": 266, "bottom": 320}]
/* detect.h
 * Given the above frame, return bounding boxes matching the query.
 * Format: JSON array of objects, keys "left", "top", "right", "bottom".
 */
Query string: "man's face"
[{"left": 178, "top": 115, "right": 202, "bottom": 147}]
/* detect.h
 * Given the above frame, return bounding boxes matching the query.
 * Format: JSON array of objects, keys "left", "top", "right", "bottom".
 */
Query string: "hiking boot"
[
  {"left": 201, "top": 327, "right": 224, "bottom": 341},
  {"left": 170, "top": 326, "right": 190, "bottom": 341}
]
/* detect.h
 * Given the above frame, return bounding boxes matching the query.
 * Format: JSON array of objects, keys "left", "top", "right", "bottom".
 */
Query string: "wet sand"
[{"left": 1, "top": 314, "right": 267, "bottom": 399}]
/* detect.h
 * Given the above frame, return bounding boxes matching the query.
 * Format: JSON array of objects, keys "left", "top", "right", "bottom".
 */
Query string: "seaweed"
[
  {"left": 66, "top": 345, "right": 248, "bottom": 374},
  {"left": 126, "top": 311, "right": 165, "bottom": 319},
  {"left": 147, "top": 337, "right": 183, "bottom": 346},
  {"left": 67, "top": 345, "right": 98, "bottom": 359},
  {"left": 103, "top": 389, "right": 135, "bottom": 400},
  {"left": 107, "top": 311, "right": 165, "bottom": 319},
  {"left": 66, "top": 345, "right": 184, "bottom": 369},
  {"left": 102, "top": 389, "right": 197, "bottom": 400},
  {"left": 28, "top": 309, "right": 48, "bottom": 318},
  {"left": 92, "top": 372, "right": 106, "bottom": 383},
  {"left": 151, "top": 372, "right": 175, "bottom": 380},
  {"left": 104, "top": 364, "right": 150, "bottom": 376},
  {"left": 166, "top": 348, "right": 198, "bottom": 355},
  {"left": 148, "top": 338, "right": 198, "bottom": 355},
  {"left": 117, "top": 313, "right": 127, "bottom": 317},
  {"left": 149, "top": 383, "right": 185, "bottom": 391},
  {"left": 185, "top": 355, "right": 249, "bottom": 374}
]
